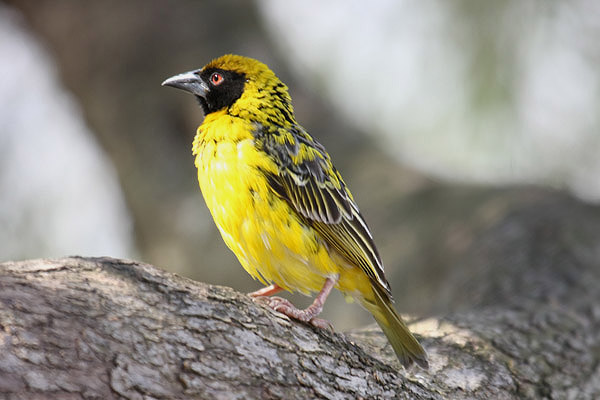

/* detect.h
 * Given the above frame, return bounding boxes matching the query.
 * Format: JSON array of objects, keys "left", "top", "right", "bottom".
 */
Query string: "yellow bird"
[{"left": 163, "top": 54, "right": 427, "bottom": 368}]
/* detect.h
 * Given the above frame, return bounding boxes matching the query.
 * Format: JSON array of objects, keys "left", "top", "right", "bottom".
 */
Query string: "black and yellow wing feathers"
[{"left": 256, "top": 123, "right": 392, "bottom": 296}]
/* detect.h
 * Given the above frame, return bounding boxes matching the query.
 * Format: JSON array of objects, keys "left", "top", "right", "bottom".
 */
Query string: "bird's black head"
[
  {"left": 163, "top": 54, "right": 296, "bottom": 125},
  {"left": 162, "top": 67, "right": 246, "bottom": 115}
]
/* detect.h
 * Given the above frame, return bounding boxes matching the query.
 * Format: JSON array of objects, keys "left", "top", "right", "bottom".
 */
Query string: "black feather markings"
[{"left": 254, "top": 122, "right": 392, "bottom": 295}]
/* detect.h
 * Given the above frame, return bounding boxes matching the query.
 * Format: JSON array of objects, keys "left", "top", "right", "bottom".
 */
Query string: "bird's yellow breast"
[{"left": 193, "top": 111, "right": 352, "bottom": 294}]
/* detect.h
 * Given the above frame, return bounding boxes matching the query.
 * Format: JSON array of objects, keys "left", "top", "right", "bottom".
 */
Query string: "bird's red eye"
[{"left": 210, "top": 72, "right": 224, "bottom": 86}]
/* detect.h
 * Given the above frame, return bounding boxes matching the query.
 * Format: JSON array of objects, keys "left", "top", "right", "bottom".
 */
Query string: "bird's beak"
[{"left": 162, "top": 70, "right": 209, "bottom": 97}]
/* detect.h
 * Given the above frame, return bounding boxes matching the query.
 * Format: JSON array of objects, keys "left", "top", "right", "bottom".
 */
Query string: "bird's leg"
[
  {"left": 257, "top": 277, "right": 338, "bottom": 330},
  {"left": 248, "top": 284, "right": 284, "bottom": 298}
]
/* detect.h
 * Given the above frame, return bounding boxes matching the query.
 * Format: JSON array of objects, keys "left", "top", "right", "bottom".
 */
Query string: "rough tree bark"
[{"left": 1, "top": 193, "right": 599, "bottom": 399}]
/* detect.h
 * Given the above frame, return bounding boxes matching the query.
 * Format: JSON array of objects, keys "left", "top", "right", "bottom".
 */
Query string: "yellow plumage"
[
  {"left": 194, "top": 110, "right": 338, "bottom": 293},
  {"left": 163, "top": 54, "right": 427, "bottom": 368}
]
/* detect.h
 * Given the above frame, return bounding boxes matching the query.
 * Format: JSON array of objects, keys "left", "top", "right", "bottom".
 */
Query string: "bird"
[{"left": 162, "top": 54, "right": 428, "bottom": 368}]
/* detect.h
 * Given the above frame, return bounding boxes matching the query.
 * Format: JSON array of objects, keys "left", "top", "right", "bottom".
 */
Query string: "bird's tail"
[{"left": 362, "top": 283, "right": 428, "bottom": 369}]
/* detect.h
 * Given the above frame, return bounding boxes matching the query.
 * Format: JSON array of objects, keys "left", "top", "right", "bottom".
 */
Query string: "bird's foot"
[{"left": 254, "top": 296, "right": 333, "bottom": 330}]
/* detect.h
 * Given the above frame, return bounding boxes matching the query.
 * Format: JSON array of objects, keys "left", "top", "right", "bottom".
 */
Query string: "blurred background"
[{"left": 1, "top": 0, "right": 599, "bottom": 329}]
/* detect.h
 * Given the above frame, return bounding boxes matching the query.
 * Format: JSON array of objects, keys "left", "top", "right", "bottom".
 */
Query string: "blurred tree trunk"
[{"left": 1, "top": 192, "right": 599, "bottom": 399}]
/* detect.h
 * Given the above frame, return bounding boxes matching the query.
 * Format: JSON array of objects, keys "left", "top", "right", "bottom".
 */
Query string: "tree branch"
[{"left": 1, "top": 194, "right": 599, "bottom": 399}]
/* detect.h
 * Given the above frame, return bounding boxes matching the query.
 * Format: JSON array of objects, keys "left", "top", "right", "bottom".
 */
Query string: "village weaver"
[{"left": 162, "top": 54, "right": 428, "bottom": 368}]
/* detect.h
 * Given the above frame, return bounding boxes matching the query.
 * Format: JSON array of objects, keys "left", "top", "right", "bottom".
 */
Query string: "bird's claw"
[
  {"left": 253, "top": 295, "right": 333, "bottom": 331},
  {"left": 307, "top": 317, "right": 334, "bottom": 331}
]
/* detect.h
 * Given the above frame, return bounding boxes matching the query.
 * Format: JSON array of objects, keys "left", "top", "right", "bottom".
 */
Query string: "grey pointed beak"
[{"left": 162, "top": 70, "right": 209, "bottom": 97}]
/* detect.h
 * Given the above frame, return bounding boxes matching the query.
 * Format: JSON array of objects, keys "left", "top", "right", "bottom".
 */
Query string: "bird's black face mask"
[
  {"left": 197, "top": 68, "right": 246, "bottom": 114},
  {"left": 162, "top": 68, "right": 246, "bottom": 115}
]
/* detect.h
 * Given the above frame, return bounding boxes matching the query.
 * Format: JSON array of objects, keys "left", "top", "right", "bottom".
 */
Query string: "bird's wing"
[{"left": 257, "top": 124, "right": 392, "bottom": 295}]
